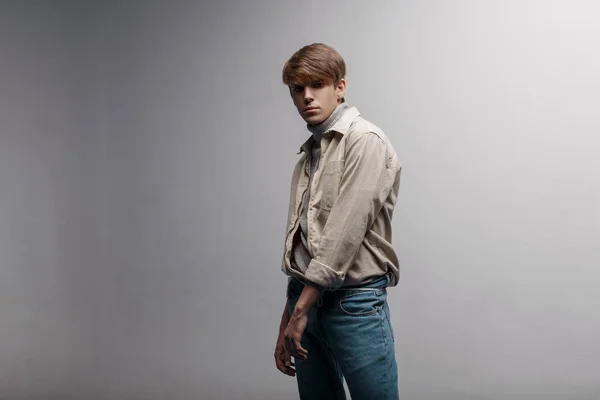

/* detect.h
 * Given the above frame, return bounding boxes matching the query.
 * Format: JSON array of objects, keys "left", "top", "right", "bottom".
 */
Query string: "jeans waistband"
[
  {"left": 291, "top": 273, "right": 390, "bottom": 292},
  {"left": 336, "top": 274, "right": 390, "bottom": 291}
]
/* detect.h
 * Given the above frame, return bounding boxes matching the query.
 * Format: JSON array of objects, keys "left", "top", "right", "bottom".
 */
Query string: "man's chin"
[{"left": 303, "top": 115, "right": 325, "bottom": 125}]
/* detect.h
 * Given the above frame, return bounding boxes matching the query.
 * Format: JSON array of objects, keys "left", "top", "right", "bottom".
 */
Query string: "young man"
[{"left": 274, "top": 43, "right": 402, "bottom": 400}]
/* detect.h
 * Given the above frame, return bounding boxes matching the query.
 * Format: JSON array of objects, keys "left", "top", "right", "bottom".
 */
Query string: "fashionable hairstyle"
[{"left": 282, "top": 43, "right": 346, "bottom": 101}]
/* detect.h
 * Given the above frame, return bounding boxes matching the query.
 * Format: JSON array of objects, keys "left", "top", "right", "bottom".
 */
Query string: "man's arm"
[
  {"left": 276, "top": 283, "right": 323, "bottom": 369},
  {"left": 278, "top": 299, "right": 291, "bottom": 332},
  {"left": 304, "top": 131, "right": 400, "bottom": 289},
  {"left": 275, "top": 298, "right": 296, "bottom": 376},
  {"left": 283, "top": 283, "right": 323, "bottom": 360},
  {"left": 292, "top": 284, "right": 323, "bottom": 316}
]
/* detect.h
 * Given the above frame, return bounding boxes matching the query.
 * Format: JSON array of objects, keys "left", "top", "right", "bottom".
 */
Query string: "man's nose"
[{"left": 303, "top": 87, "right": 314, "bottom": 102}]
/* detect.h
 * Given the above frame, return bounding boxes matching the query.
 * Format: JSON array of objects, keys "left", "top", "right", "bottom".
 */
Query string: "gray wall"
[
  {"left": 0, "top": 1, "right": 599, "bottom": 399},
  {"left": 0, "top": 2, "right": 98, "bottom": 398}
]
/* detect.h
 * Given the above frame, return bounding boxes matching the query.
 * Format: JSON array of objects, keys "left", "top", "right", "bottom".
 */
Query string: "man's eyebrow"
[{"left": 289, "top": 80, "right": 324, "bottom": 90}]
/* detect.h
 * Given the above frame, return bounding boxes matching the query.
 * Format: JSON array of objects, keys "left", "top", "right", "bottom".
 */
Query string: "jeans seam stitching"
[
  {"left": 380, "top": 310, "right": 389, "bottom": 398},
  {"left": 338, "top": 297, "right": 379, "bottom": 316}
]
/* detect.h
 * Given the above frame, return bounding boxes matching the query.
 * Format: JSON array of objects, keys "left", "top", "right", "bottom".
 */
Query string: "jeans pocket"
[{"left": 338, "top": 290, "right": 384, "bottom": 316}]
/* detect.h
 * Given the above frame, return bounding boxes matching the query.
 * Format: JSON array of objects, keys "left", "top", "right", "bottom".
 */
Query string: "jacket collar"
[{"left": 297, "top": 106, "right": 360, "bottom": 155}]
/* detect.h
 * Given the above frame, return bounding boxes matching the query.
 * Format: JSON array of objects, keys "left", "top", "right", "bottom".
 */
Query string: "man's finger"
[
  {"left": 293, "top": 339, "right": 308, "bottom": 359},
  {"left": 283, "top": 348, "right": 296, "bottom": 372},
  {"left": 278, "top": 363, "right": 293, "bottom": 376},
  {"left": 289, "top": 341, "right": 306, "bottom": 360},
  {"left": 284, "top": 357, "right": 296, "bottom": 369},
  {"left": 277, "top": 362, "right": 294, "bottom": 376},
  {"left": 283, "top": 362, "right": 296, "bottom": 375},
  {"left": 277, "top": 353, "right": 296, "bottom": 376},
  {"left": 274, "top": 352, "right": 287, "bottom": 374}
]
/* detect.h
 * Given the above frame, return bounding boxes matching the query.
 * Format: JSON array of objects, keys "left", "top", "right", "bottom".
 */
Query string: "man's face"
[{"left": 289, "top": 79, "right": 346, "bottom": 125}]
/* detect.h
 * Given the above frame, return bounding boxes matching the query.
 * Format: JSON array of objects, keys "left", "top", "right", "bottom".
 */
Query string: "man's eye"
[
  {"left": 293, "top": 86, "right": 304, "bottom": 92},
  {"left": 312, "top": 82, "right": 323, "bottom": 88}
]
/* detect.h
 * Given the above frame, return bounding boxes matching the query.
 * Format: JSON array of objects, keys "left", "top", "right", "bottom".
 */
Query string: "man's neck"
[{"left": 306, "top": 103, "right": 350, "bottom": 147}]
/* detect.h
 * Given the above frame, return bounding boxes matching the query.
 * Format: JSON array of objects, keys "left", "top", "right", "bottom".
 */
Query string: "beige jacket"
[{"left": 281, "top": 106, "right": 402, "bottom": 289}]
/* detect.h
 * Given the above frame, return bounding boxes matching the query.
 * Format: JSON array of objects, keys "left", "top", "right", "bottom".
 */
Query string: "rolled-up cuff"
[{"left": 304, "top": 259, "right": 345, "bottom": 289}]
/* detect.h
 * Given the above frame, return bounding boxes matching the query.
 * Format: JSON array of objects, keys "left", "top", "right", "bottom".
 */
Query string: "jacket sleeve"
[{"left": 303, "top": 132, "right": 399, "bottom": 289}]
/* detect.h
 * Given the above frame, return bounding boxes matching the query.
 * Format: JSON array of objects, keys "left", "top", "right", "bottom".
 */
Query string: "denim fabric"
[{"left": 287, "top": 275, "right": 399, "bottom": 400}]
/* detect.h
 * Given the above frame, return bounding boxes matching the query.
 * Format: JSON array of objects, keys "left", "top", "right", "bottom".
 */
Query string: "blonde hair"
[{"left": 282, "top": 43, "right": 346, "bottom": 89}]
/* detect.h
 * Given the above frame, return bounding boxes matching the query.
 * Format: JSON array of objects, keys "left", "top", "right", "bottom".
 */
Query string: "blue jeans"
[{"left": 287, "top": 275, "right": 399, "bottom": 400}]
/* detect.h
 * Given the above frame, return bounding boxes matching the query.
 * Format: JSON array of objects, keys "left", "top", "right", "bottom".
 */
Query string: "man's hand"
[
  {"left": 283, "top": 313, "right": 309, "bottom": 360},
  {"left": 274, "top": 332, "right": 296, "bottom": 376},
  {"left": 283, "top": 284, "right": 323, "bottom": 360}
]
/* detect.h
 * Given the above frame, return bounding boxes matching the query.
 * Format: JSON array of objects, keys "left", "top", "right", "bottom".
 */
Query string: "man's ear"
[{"left": 336, "top": 78, "right": 346, "bottom": 102}]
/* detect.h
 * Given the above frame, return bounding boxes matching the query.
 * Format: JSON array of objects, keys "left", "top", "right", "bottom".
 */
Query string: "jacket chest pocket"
[{"left": 318, "top": 160, "right": 344, "bottom": 211}]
